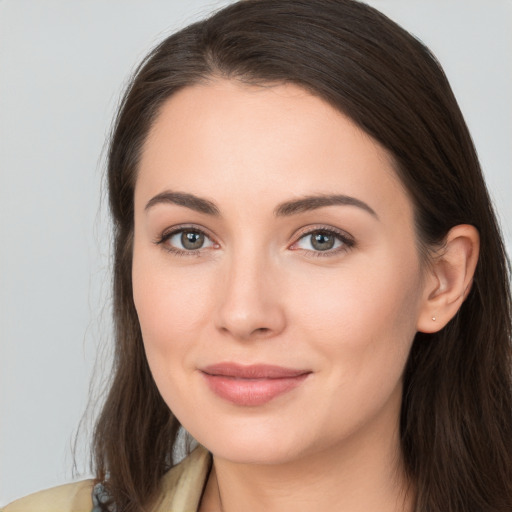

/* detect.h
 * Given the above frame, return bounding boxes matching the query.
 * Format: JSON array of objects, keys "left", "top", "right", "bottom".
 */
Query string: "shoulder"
[
  {"left": 1, "top": 480, "right": 94, "bottom": 512},
  {"left": 1, "top": 447, "right": 211, "bottom": 512}
]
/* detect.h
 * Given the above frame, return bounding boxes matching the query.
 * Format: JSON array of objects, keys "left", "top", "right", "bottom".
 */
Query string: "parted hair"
[{"left": 92, "top": 1, "right": 512, "bottom": 510}]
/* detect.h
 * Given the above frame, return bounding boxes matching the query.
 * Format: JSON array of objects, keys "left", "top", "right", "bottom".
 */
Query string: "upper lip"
[{"left": 201, "top": 363, "right": 311, "bottom": 379}]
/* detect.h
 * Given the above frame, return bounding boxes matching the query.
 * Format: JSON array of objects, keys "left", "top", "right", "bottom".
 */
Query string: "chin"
[
  {"left": 185, "top": 415, "right": 308, "bottom": 465},
  {"left": 205, "top": 438, "right": 302, "bottom": 466}
]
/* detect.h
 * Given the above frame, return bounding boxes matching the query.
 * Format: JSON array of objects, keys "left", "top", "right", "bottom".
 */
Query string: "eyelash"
[
  {"left": 154, "top": 225, "right": 355, "bottom": 258},
  {"left": 154, "top": 225, "right": 217, "bottom": 257},
  {"left": 290, "top": 226, "right": 355, "bottom": 258}
]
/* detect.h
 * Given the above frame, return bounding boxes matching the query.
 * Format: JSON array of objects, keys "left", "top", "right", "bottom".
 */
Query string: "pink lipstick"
[{"left": 200, "top": 363, "right": 311, "bottom": 406}]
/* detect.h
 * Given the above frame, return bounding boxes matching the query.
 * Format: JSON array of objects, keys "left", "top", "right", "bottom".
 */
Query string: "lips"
[{"left": 200, "top": 363, "right": 311, "bottom": 406}]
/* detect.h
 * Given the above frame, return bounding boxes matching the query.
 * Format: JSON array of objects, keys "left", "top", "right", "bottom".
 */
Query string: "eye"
[
  {"left": 291, "top": 228, "right": 354, "bottom": 255},
  {"left": 157, "top": 227, "right": 217, "bottom": 255}
]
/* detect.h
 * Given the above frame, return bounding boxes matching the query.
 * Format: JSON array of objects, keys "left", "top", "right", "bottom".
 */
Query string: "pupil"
[
  {"left": 311, "top": 232, "right": 334, "bottom": 251},
  {"left": 181, "top": 231, "right": 204, "bottom": 250}
]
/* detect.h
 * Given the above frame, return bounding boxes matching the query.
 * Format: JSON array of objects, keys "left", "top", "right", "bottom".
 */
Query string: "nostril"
[{"left": 252, "top": 327, "right": 271, "bottom": 336}]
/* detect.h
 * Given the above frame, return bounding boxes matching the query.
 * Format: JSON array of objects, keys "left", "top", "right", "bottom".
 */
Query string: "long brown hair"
[{"left": 92, "top": 1, "right": 512, "bottom": 510}]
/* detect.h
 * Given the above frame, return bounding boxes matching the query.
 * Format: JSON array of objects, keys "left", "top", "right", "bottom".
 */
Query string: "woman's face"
[{"left": 132, "top": 80, "right": 430, "bottom": 465}]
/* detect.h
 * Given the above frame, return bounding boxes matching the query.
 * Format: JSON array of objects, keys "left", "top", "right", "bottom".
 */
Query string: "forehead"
[{"left": 136, "top": 79, "right": 411, "bottom": 223}]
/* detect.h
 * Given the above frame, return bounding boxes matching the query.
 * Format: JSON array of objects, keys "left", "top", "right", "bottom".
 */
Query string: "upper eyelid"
[
  {"left": 292, "top": 225, "right": 354, "bottom": 242},
  {"left": 159, "top": 224, "right": 217, "bottom": 242}
]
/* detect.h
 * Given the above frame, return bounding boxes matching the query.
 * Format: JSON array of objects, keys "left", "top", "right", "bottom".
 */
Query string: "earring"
[{"left": 432, "top": 316, "right": 436, "bottom": 321}]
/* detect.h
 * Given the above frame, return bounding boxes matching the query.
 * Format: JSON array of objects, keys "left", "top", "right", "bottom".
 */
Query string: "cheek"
[
  {"left": 131, "top": 251, "right": 225, "bottom": 429},
  {"left": 295, "top": 254, "right": 420, "bottom": 333},
  {"left": 289, "top": 251, "right": 423, "bottom": 385},
  {"left": 131, "top": 248, "right": 214, "bottom": 373},
  {"left": 282, "top": 257, "right": 423, "bottom": 446}
]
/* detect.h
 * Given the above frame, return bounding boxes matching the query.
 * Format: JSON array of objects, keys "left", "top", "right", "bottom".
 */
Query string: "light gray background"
[{"left": 1, "top": 0, "right": 510, "bottom": 505}]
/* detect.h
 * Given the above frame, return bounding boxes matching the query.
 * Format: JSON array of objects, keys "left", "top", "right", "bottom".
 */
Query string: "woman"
[{"left": 4, "top": 0, "right": 511, "bottom": 511}]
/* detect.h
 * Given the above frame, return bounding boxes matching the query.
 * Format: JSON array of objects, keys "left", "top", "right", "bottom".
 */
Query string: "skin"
[{"left": 132, "top": 79, "right": 477, "bottom": 511}]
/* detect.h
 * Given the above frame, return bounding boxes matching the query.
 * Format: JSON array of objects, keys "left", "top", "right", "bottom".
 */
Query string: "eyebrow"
[
  {"left": 145, "top": 191, "right": 220, "bottom": 216},
  {"left": 144, "top": 190, "right": 377, "bottom": 219},
  {"left": 274, "top": 194, "right": 378, "bottom": 218}
]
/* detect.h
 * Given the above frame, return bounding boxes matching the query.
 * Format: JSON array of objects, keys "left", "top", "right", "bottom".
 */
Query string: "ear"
[{"left": 417, "top": 224, "right": 480, "bottom": 333}]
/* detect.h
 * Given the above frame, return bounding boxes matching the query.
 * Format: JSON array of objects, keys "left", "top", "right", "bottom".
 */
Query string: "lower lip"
[{"left": 201, "top": 373, "right": 309, "bottom": 406}]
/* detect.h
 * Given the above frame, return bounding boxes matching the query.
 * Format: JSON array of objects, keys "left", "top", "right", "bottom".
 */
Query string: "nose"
[{"left": 215, "top": 251, "right": 287, "bottom": 341}]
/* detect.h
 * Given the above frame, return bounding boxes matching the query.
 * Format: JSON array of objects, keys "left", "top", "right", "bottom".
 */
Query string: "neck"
[{"left": 200, "top": 418, "right": 414, "bottom": 512}]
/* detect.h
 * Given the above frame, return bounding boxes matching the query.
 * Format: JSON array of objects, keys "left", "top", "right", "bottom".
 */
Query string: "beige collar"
[{"left": 154, "top": 445, "right": 212, "bottom": 512}]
